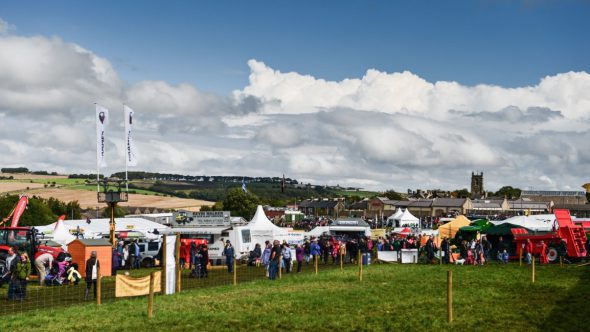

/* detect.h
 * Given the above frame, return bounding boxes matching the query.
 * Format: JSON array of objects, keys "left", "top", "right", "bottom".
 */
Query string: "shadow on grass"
[{"left": 537, "top": 265, "right": 590, "bottom": 331}]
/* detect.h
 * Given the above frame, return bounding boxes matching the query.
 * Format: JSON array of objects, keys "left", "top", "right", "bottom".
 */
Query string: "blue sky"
[
  {"left": 1, "top": 1, "right": 590, "bottom": 191},
  {"left": 2, "top": 1, "right": 589, "bottom": 93}
]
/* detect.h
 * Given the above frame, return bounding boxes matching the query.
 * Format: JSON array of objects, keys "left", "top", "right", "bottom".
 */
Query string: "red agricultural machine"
[
  {"left": 0, "top": 196, "right": 65, "bottom": 275},
  {"left": 512, "top": 209, "right": 588, "bottom": 263}
]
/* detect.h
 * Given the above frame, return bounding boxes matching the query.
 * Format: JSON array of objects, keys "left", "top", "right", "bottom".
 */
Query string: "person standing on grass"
[
  {"left": 85, "top": 251, "right": 99, "bottom": 300},
  {"left": 223, "top": 240, "right": 235, "bottom": 273},
  {"left": 524, "top": 239, "right": 533, "bottom": 264},
  {"left": 133, "top": 239, "right": 141, "bottom": 269},
  {"left": 190, "top": 242, "right": 198, "bottom": 270},
  {"left": 123, "top": 242, "right": 129, "bottom": 269},
  {"left": 269, "top": 240, "right": 281, "bottom": 280},
  {"left": 310, "top": 239, "right": 321, "bottom": 265},
  {"left": 262, "top": 242, "right": 272, "bottom": 277},
  {"left": 13, "top": 252, "right": 31, "bottom": 301},
  {"left": 200, "top": 244, "right": 209, "bottom": 278},
  {"left": 496, "top": 237, "right": 507, "bottom": 262},
  {"left": 34, "top": 252, "right": 53, "bottom": 286},
  {"left": 3, "top": 247, "right": 20, "bottom": 299},
  {"left": 295, "top": 244, "right": 304, "bottom": 273},
  {"left": 441, "top": 237, "right": 450, "bottom": 264},
  {"left": 339, "top": 241, "right": 346, "bottom": 264},
  {"left": 111, "top": 247, "right": 120, "bottom": 275},
  {"left": 282, "top": 243, "right": 292, "bottom": 273},
  {"left": 303, "top": 239, "right": 311, "bottom": 264},
  {"left": 425, "top": 236, "right": 435, "bottom": 263},
  {"left": 539, "top": 241, "right": 549, "bottom": 264}
]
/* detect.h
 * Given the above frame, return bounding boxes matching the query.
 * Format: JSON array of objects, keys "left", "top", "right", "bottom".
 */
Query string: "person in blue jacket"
[
  {"left": 310, "top": 238, "right": 321, "bottom": 264},
  {"left": 223, "top": 240, "right": 235, "bottom": 273}
]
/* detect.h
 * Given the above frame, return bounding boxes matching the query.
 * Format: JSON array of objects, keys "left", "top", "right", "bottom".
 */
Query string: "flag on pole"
[
  {"left": 124, "top": 105, "right": 138, "bottom": 167},
  {"left": 242, "top": 178, "right": 247, "bottom": 193},
  {"left": 96, "top": 104, "right": 109, "bottom": 168}
]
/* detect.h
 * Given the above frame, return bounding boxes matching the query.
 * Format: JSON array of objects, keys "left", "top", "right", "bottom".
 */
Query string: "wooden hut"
[{"left": 68, "top": 239, "right": 113, "bottom": 277}]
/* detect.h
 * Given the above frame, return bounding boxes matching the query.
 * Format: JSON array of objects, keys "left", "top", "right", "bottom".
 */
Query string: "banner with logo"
[
  {"left": 95, "top": 104, "right": 109, "bottom": 168},
  {"left": 124, "top": 105, "right": 138, "bottom": 167}
]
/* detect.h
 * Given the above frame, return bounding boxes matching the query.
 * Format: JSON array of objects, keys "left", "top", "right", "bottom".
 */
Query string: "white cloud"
[
  {"left": 0, "top": 19, "right": 589, "bottom": 192},
  {"left": 0, "top": 18, "right": 14, "bottom": 34},
  {"left": 235, "top": 60, "right": 590, "bottom": 120}
]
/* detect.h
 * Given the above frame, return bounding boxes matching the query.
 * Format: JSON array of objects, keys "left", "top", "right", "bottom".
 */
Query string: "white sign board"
[{"left": 173, "top": 211, "right": 231, "bottom": 227}]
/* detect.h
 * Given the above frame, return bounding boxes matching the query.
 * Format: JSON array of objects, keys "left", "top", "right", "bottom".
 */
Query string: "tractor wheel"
[{"left": 547, "top": 246, "right": 558, "bottom": 263}]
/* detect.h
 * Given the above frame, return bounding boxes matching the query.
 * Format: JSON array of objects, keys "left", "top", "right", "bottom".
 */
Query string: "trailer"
[{"left": 512, "top": 209, "right": 587, "bottom": 263}]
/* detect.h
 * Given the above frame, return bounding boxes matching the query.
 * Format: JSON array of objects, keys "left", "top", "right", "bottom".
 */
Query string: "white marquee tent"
[
  {"left": 395, "top": 209, "right": 419, "bottom": 227},
  {"left": 233, "top": 205, "right": 289, "bottom": 254},
  {"left": 387, "top": 208, "right": 404, "bottom": 225}
]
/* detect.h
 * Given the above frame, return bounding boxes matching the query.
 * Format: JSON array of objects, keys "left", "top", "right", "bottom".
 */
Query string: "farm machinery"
[
  {"left": 512, "top": 209, "right": 588, "bottom": 263},
  {"left": 0, "top": 196, "right": 64, "bottom": 275}
]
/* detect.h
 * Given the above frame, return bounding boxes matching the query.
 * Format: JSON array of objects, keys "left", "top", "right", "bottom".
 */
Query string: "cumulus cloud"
[
  {"left": 0, "top": 18, "right": 589, "bottom": 191},
  {"left": 0, "top": 18, "right": 14, "bottom": 34}
]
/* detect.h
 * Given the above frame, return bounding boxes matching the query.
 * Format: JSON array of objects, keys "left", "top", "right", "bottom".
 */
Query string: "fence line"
[{"left": 0, "top": 250, "right": 369, "bottom": 317}]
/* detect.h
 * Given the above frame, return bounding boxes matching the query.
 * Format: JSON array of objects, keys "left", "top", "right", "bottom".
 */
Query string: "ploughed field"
[{"left": 0, "top": 262, "right": 588, "bottom": 331}]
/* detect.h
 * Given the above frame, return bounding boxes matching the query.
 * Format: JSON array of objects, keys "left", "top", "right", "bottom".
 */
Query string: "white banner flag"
[
  {"left": 124, "top": 105, "right": 138, "bottom": 167},
  {"left": 95, "top": 104, "right": 109, "bottom": 168}
]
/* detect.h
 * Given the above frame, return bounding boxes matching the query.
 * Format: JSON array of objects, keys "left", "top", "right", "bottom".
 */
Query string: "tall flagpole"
[
  {"left": 95, "top": 103, "right": 100, "bottom": 193},
  {"left": 124, "top": 103, "right": 128, "bottom": 192}
]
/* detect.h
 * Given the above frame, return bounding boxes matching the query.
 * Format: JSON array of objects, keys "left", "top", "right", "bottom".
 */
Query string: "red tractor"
[
  {"left": 512, "top": 209, "right": 588, "bottom": 263},
  {"left": 0, "top": 196, "right": 65, "bottom": 275}
]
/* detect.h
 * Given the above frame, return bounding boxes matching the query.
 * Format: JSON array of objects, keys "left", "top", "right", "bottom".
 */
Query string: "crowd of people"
[{"left": 241, "top": 235, "right": 377, "bottom": 280}]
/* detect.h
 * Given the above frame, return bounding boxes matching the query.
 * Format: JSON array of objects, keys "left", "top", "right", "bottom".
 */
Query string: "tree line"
[{"left": 0, "top": 195, "right": 81, "bottom": 226}]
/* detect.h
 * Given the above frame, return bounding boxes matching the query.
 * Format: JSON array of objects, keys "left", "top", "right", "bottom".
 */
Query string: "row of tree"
[{"left": 0, "top": 195, "right": 81, "bottom": 226}]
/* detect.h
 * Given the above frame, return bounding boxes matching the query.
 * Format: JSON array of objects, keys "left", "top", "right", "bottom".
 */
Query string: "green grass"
[{"left": 0, "top": 262, "right": 588, "bottom": 331}]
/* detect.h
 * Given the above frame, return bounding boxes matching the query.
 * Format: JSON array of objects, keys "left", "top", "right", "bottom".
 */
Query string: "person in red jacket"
[
  {"left": 524, "top": 239, "right": 533, "bottom": 264},
  {"left": 539, "top": 240, "right": 549, "bottom": 264}
]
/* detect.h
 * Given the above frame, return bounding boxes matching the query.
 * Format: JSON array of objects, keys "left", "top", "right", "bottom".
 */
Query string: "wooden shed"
[{"left": 68, "top": 239, "right": 113, "bottom": 277}]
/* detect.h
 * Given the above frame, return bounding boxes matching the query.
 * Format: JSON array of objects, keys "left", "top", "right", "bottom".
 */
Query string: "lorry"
[{"left": 512, "top": 209, "right": 588, "bottom": 263}]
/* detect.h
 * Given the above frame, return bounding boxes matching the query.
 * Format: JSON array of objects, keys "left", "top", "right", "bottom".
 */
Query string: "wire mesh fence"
[{"left": 0, "top": 248, "right": 370, "bottom": 317}]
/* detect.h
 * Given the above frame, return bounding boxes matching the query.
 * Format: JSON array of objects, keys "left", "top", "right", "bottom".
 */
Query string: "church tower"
[{"left": 471, "top": 172, "right": 484, "bottom": 199}]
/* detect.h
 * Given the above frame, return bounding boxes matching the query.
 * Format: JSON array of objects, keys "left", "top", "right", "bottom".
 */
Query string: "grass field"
[{"left": 0, "top": 263, "right": 587, "bottom": 331}]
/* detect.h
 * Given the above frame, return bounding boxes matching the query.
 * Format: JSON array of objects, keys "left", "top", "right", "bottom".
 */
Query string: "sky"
[{"left": 0, "top": 1, "right": 589, "bottom": 192}]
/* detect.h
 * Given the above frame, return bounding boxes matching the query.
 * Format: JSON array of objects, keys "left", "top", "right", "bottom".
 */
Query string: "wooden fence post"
[
  {"left": 519, "top": 245, "right": 523, "bottom": 267},
  {"left": 340, "top": 251, "right": 343, "bottom": 271},
  {"left": 358, "top": 250, "right": 363, "bottom": 281},
  {"left": 278, "top": 254, "right": 282, "bottom": 280},
  {"left": 175, "top": 233, "right": 181, "bottom": 293},
  {"left": 96, "top": 264, "right": 101, "bottom": 305},
  {"left": 315, "top": 255, "right": 318, "bottom": 275},
  {"left": 162, "top": 235, "right": 167, "bottom": 293},
  {"left": 447, "top": 270, "right": 453, "bottom": 323},
  {"left": 148, "top": 271, "right": 155, "bottom": 319}
]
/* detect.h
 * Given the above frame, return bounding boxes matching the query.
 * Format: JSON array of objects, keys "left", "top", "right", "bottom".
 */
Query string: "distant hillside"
[{"left": 108, "top": 171, "right": 376, "bottom": 205}]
